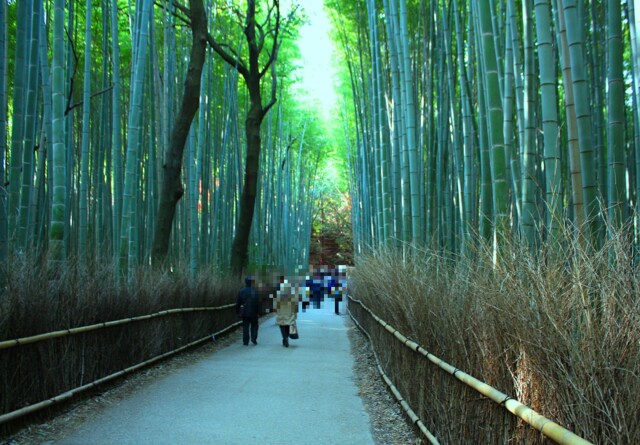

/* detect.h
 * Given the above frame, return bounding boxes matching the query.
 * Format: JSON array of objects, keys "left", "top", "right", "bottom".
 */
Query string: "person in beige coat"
[{"left": 274, "top": 280, "right": 298, "bottom": 347}]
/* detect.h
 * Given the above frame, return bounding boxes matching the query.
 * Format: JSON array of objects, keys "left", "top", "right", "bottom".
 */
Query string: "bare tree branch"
[
  {"left": 206, "top": 34, "right": 249, "bottom": 78},
  {"left": 218, "top": 42, "right": 243, "bottom": 63},
  {"left": 261, "top": 46, "right": 278, "bottom": 118},
  {"left": 263, "top": 3, "right": 276, "bottom": 29},
  {"left": 259, "top": 0, "right": 282, "bottom": 78},
  {"left": 64, "top": 27, "right": 79, "bottom": 116},
  {"left": 66, "top": 85, "right": 115, "bottom": 113},
  {"left": 154, "top": 1, "right": 191, "bottom": 27},
  {"left": 256, "top": 21, "right": 266, "bottom": 54},
  {"left": 171, "top": 0, "right": 189, "bottom": 17}
]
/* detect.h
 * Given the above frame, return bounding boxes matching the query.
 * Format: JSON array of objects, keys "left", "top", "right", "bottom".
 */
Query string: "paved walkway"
[{"left": 54, "top": 301, "right": 375, "bottom": 445}]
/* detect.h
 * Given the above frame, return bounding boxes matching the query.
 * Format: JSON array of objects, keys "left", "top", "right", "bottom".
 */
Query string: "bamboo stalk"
[
  {"left": 0, "top": 320, "right": 242, "bottom": 425},
  {"left": 348, "top": 296, "right": 593, "bottom": 445},
  {"left": 348, "top": 306, "right": 439, "bottom": 445},
  {"left": 0, "top": 304, "right": 235, "bottom": 350}
]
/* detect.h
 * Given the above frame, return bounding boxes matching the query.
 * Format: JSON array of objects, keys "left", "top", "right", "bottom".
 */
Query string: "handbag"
[{"left": 289, "top": 322, "right": 299, "bottom": 339}]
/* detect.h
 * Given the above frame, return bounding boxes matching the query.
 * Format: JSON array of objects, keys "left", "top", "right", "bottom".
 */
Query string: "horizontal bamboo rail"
[
  {"left": 0, "top": 304, "right": 235, "bottom": 350},
  {"left": 348, "top": 295, "right": 593, "bottom": 445},
  {"left": 348, "top": 307, "right": 440, "bottom": 444},
  {"left": 0, "top": 320, "right": 242, "bottom": 425}
]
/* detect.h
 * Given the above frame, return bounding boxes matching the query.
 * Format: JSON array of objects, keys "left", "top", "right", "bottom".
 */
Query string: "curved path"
[{"left": 54, "top": 301, "right": 375, "bottom": 445}]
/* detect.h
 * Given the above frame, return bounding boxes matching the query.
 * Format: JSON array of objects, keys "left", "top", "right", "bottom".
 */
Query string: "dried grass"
[{"left": 349, "top": 229, "right": 640, "bottom": 444}]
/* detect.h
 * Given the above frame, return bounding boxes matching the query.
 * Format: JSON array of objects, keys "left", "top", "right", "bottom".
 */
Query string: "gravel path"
[{"left": 3, "top": 302, "right": 421, "bottom": 445}]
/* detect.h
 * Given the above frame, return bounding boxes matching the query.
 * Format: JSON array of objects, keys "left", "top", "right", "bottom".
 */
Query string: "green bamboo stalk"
[
  {"left": 562, "top": 0, "right": 600, "bottom": 242},
  {"left": 506, "top": 0, "right": 523, "bottom": 227},
  {"left": 435, "top": 49, "right": 447, "bottom": 251},
  {"left": 453, "top": 0, "right": 476, "bottom": 254},
  {"left": 398, "top": 0, "right": 421, "bottom": 245},
  {"left": 477, "top": 0, "right": 509, "bottom": 244},
  {"left": 473, "top": 4, "right": 493, "bottom": 243},
  {"left": 442, "top": 2, "right": 464, "bottom": 254},
  {"left": 0, "top": 0, "right": 7, "bottom": 282},
  {"left": 555, "top": 0, "right": 585, "bottom": 234},
  {"left": 373, "top": 2, "right": 392, "bottom": 244},
  {"left": 534, "top": 0, "right": 562, "bottom": 246},
  {"left": 196, "top": 63, "right": 208, "bottom": 267},
  {"left": 589, "top": 3, "right": 606, "bottom": 207},
  {"left": 110, "top": 0, "right": 124, "bottom": 258},
  {"left": 34, "top": 12, "right": 52, "bottom": 259},
  {"left": 121, "top": 0, "right": 152, "bottom": 278},
  {"left": 503, "top": 13, "right": 518, "bottom": 225},
  {"left": 9, "top": 0, "right": 31, "bottom": 242},
  {"left": 79, "top": 0, "right": 93, "bottom": 266},
  {"left": 382, "top": 0, "right": 405, "bottom": 244},
  {"left": 607, "top": 0, "right": 625, "bottom": 233},
  {"left": 630, "top": 0, "right": 640, "bottom": 244},
  {"left": 64, "top": 0, "right": 75, "bottom": 258},
  {"left": 189, "top": 126, "right": 198, "bottom": 278},
  {"left": 521, "top": 0, "right": 538, "bottom": 246},
  {"left": 367, "top": 0, "right": 383, "bottom": 245},
  {"left": 17, "top": 0, "right": 40, "bottom": 252},
  {"left": 49, "top": 0, "right": 67, "bottom": 266}
]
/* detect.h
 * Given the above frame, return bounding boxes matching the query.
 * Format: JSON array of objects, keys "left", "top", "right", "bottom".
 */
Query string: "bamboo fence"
[
  {"left": 0, "top": 304, "right": 239, "bottom": 425},
  {"left": 349, "top": 305, "right": 440, "bottom": 444},
  {"left": 347, "top": 295, "right": 593, "bottom": 445},
  {"left": 0, "top": 304, "right": 235, "bottom": 350}
]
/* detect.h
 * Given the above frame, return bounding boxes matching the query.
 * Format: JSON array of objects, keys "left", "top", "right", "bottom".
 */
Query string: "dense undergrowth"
[
  {"left": 0, "top": 258, "right": 241, "bottom": 437},
  {"left": 349, "top": 232, "right": 640, "bottom": 444}
]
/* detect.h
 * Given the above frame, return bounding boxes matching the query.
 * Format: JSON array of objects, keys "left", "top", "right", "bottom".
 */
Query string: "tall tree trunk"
[
  {"left": 151, "top": 0, "right": 208, "bottom": 267},
  {"left": 230, "top": 97, "right": 263, "bottom": 274},
  {"left": 209, "top": 0, "right": 282, "bottom": 275}
]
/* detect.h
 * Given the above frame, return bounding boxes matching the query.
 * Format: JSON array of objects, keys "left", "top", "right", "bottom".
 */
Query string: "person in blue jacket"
[{"left": 235, "top": 276, "right": 262, "bottom": 345}]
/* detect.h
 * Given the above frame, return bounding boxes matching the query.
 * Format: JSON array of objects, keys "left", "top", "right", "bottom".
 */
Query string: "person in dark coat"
[
  {"left": 306, "top": 271, "right": 323, "bottom": 309},
  {"left": 236, "top": 276, "right": 262, "bottom": 345}
]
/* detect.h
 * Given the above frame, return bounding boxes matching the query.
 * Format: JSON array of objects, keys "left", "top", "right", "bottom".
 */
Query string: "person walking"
[
  {"left": 274, "top": 280, "right": 298, "bottom": 347},
  {"left": 236, "top": 276, "right": 262, "bottom": 345}
]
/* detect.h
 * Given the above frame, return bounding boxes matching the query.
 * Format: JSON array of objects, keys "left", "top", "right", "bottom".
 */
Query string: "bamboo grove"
[
  {"left": 0, "top": 0, "right": 322, "bottom": 282},
  {"left": 330, "top": 0, "right": 640, "bottom": 258}
]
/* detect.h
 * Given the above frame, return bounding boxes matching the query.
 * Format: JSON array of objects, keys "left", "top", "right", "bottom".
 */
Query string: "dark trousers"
[
  {"left": 279, "top": 324, "right": 290, "bottom": 339},
  {"left": 242, "top": 317, "right": 259, "bottom": 344},
  {"left": 334, "top": 296, "right": 342, "bottom": 314}
]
